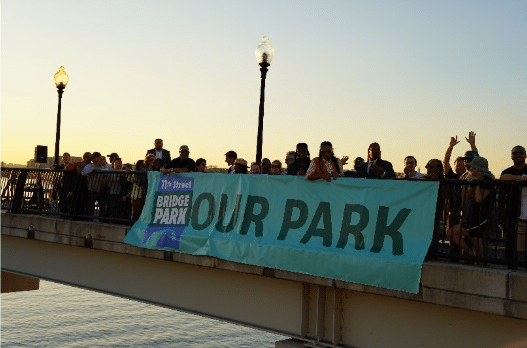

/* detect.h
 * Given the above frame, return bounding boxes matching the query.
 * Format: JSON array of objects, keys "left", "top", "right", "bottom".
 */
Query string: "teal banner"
[{"left": 124, "top": 172, "right": 439, "bottom": 293}]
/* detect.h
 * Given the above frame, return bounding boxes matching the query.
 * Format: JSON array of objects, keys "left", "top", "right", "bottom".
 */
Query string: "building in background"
[{"left": 27, "top": 156, "right": 82, "bottom": 169}]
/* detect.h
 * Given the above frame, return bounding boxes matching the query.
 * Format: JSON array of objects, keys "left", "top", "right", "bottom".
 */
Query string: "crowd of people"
[{"left": 47, "top": 133, "right": 526, "bottom": 261}]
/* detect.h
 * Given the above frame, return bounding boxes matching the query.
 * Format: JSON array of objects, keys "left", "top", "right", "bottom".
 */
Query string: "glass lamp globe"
[
  {"left": 255, "top": 36, "right": 275, "bottom": 64},
  {"left": 54, "top": 66, "right": 69, "bottom": 89}
]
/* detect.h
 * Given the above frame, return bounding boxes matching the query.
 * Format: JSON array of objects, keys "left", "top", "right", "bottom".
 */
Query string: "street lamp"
[
  {"left": 53, "top": 66, "right": 69, "bottom": 166},
  {"left": 254, "top": 36, "right": 274, "bottom": 165}
]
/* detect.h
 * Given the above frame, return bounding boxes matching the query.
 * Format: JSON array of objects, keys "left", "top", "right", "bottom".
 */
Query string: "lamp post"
[
  {"left": 53, "top": 66, "right": 69, "bottom": 166},
  {"left": 254, "top": 36, "right": 275, "bottom": 165}
]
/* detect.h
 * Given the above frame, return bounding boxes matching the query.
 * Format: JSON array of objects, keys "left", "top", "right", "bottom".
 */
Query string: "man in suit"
[
  {"left": 357, "top": 142, "right": 395, "bottom": 179},
  {"left": 225, "top": 150, "right": 237, "bottom": 174},
  {"left": 147, "top": 139, "right": 171, "bottom": 168}
]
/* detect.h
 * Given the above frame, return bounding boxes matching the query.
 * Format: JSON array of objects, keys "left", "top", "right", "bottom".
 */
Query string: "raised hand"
[
  {"left": 465, "top": 131, "right": 476, "bottom": 146},
  {"left": 449, "top": 136, "right": 459, "bottom": 147},
  {"left": 341, "top": 156, "right": 349, "bottom": 166}
]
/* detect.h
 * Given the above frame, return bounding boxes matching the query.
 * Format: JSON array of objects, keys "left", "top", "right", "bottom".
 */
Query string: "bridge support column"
[
  {"left": 275, "top": 338, "right": 308, "bottom": 348},
  {"left": 298, "top": 283, "right": 344, "bottom": 347}
]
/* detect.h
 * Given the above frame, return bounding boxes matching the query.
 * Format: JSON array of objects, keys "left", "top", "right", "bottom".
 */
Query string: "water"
[{"left": 1, "top": 280, "right": 286, "bottom": 347}]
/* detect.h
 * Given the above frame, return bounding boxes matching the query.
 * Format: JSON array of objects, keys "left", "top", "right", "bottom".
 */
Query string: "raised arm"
[
  {"left": 443, "top": 136, "right": 459, "bottom": 174},
  {"left": 465, "top": 131, "right": 478, "bottom": 152}
]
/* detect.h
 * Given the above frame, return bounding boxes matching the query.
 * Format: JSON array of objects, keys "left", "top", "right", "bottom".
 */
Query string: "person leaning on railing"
[
  {"left": 81, "top": 152, "right": 114, "bottom": 218},
  {"left": 195, "top": 158, "right": 207, "bottom": 173},
  {"left": 160, "top": 145, "right": 196, "bottom": 174},
  {"left": 400, "top": 156, "right": 425, "bottom": 179},
  {"left": 143, "top": 153, "right": 157, "bottom": 172},
  {"left": 423, "top": 159, "right": 452, "bottom": 239},
  {"left": 306, "top": 141, "right": 343, "bottom": 182},
  {"left": 49, "top": 152, "right": 77, "bottom": 214},
  {"left": 287, "top": 143, "right": 311, "bottom": 176},
  {"left": 225, "top": 150, "right": 237, "bottom": 174},
  {"left": 128, "top": 160, "right": 145, "bottom": 220},
  {"left": 233, "top": 159, "right": 249, "bottom": 174},
  {"left": 153, "top": 158, "right": 163, "bottom": 171},
  {"left": 282, "top": 151, "right": 295, "bottom": 175},
  {"left": 261, "top": 158, "right": 271, "bottom": 175},
  {"left": 424, "top": 159, "right": 444, "bottom": 180},
  {"left": 105, "top": 158, "right": 128, "bottom": 219},
  {"left": 49, "top": 152, "right": 75, "bottom": 171},
  {"left": 250, "top": 162, "right": 261, "bottom": 174},
  {"left": 68, "top": 152, "right": 93, "bottom": 216},
  {"left": 72, "top": 152, "right": 92, "bottom": 174},
  {"left": 132, "top": 154, "right": 158, "bottom": 219},
  {"left": 446, "top": 157, "right": 495, "bottom": 258},
  {"left": 355, "top": 142, "right": 395, "bottom": 179},
  {"left": 270, "top": 160, "right": 282, "bottom": 175},
  {"left": 500, "top": 145, "right": 527, "bottom": 261}
]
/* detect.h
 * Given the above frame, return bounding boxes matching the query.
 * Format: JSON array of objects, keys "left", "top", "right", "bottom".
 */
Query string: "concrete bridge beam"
[{"left": 2, "top": 213, "right": 527, "bottom": 348}]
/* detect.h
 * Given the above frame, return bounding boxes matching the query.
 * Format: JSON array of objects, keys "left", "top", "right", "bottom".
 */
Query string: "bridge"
[
  {"left": 2, "top": 212, "right": 527, "bottom": 348},
  {"left": 2, "top": 168, "right": 527, "bottom": 347}
]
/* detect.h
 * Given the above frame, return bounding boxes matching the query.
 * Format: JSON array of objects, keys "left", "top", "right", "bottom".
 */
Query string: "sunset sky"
[{"left": 2, "top": 1, "right": 526, "bottom": 175}]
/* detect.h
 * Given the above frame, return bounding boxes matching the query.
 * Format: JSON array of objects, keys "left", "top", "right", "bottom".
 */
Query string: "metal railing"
[
  {"left": 1, "top": 168, "right": 142, "bottom": 224},
  {"left": 424, "top": 178, "right": 527, "bottom": 269},
  {"left": 2, "top": 168, "right": 526, "bottom": 269}
]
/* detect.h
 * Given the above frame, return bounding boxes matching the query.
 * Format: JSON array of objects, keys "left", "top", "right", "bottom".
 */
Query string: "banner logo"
[{"left": 144, "top": 175, "right": 193, "bottom": 249}]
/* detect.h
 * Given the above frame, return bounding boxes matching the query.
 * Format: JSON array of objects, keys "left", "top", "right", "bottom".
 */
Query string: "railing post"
[
  {"left": 504, "top": 184, "right": 518, "bottom": 269},
  {"left": 10, "top": 170, "right": 28, "bottom": 213},
  {"left": 67, "top": 172, "right": 83, "bottom": 220}
]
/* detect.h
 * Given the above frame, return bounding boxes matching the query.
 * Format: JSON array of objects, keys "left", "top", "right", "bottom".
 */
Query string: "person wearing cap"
[
  {"left": 447, "top": 156, "right": 495, "bottom": 257},
  {"left": 107, "top": 152, "right": 120, "bottom": 167},
  {"left": 287, "top": 143, "right": 311, "bottom": 176},
  {"left": 500, "top": 145, "right": 527, "bottom": 260},
  {"left": 147, "top": 139, "right": 171, "bottom": 168},
  {"left": 225, "top": 150, "right": 237, "bottom": 174},
  {"left": 443, "top": 132, "right": 478, "bottom": 179},
  {"left": 233, "top": 158, "right": 248, "bottom": 174},
  {"left": 356, "top": 142, "right": 395, "bottom": 179},
  {"left": 161, "top": 145, "right": 196, "bottom": 174}
]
